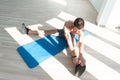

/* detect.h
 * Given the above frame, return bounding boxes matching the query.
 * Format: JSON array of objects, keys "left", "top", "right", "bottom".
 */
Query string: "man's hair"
[{"left": 74, "top": 17, "right": 84, "bottom": 29}]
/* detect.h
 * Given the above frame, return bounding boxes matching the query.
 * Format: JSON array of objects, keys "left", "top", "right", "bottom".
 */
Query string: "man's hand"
[
  {"left": 72, "top": 57, "right": 79, "bottom": 65},
  {"left": 79, "top": 54, "right": 86, "bottom": 66}
]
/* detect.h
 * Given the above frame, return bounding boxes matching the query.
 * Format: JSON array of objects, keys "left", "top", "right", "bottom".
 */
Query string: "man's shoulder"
[
  {"left": 65, "top": 20, "right": 74, "bottom": 26},
  {"left": 66, "top": 20, "right": 73, "bottom": 23}
]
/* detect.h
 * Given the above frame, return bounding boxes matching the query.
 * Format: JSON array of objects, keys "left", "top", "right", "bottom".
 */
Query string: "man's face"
[{"left": 73, "top": 27, "right": 80, "bottom": 34}]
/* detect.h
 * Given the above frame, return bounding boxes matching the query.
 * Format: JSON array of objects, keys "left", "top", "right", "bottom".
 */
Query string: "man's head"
[{"left": 74, "top": 17, "right": 84, "bottom": 29}]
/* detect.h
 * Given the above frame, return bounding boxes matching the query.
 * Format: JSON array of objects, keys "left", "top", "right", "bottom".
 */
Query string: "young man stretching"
[{"left": 22, "top": 17, "right": 86, "bottom": 76}]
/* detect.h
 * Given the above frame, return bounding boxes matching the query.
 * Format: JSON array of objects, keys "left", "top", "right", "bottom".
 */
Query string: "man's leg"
[
  {"left": 22, "top": 23, "right": 58, "bottom": 37},
  {"left": 29, "top": 29, "right": 57, "bottom": 37},
  {"left": 71, "top": 47, "right": 86, "bottom": 77}
]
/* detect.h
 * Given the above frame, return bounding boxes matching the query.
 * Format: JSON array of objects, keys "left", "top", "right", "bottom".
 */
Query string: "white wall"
[
  {"left": 96, "top": 0, "right": 120, "bottom": 28},
  {"left": 89, "top": 0, "right": 104, "bottom": 12},
  {"left": 90, "top": 0, "right": 120, "bottom": 29},
  {"left": 106, "top": 0, "right": 120, "bottom": 28},
  {"left": 96, "top": 0, "right": 116, "bottom": 26}
]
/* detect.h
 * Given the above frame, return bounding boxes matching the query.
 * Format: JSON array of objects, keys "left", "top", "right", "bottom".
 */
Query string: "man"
[{"left": 22, "top": 17, "right": 86, "bottom": 76}]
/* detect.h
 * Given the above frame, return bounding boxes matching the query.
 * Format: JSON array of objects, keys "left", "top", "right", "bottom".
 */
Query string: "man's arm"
[
  {"left": 78, "top": 30, "right": 84, "bottom": 54},
  {"left": 64, "top": 26, "right": 74, "bottom": 51},
  {"left": 78, "top": 30, "right": 86, "bottom": 66}
]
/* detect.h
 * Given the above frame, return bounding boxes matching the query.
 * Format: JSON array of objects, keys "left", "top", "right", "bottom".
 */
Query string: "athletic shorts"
[{"left": 57, "top": 29, "right": 75, "bottom": 38}]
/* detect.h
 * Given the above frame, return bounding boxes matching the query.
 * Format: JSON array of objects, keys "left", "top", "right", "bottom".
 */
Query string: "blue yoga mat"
[{"left": 17, "top": 31, "right": 89, "bottom": 68}]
